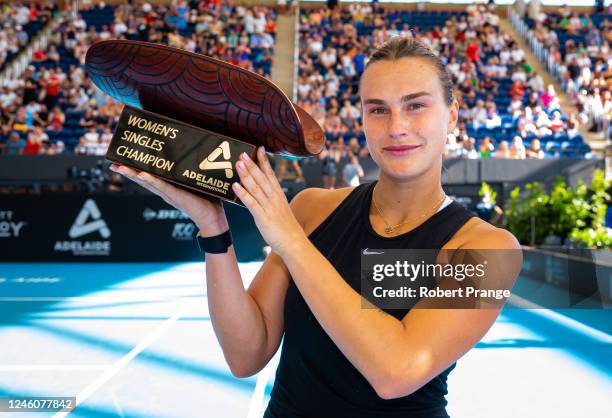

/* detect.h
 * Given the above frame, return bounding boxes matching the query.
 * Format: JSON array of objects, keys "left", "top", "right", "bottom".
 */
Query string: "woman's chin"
[{"left": 382, "top": 162, "right": 423, "bottom": 179}]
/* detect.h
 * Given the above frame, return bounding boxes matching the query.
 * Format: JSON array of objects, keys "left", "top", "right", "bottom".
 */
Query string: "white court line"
[
  {"left": 508, "top": 295, "right": 612, "bottom": 343},
  {"left": 246, "top": 361, "right": 274, "bottom": 418},
  {"left": 0, "top": 365, "right": 111, "bottom": 371},
  {"left": 52, "top": 298, "right": 195, "bottom": 418}
]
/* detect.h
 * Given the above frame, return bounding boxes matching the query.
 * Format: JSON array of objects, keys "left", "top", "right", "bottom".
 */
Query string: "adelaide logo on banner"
[{"left": 54, "top": 199, "right": 112, "bottom": 256}]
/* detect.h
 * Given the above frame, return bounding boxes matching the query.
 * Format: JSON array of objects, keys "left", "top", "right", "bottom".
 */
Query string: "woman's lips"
[{"left": 383, "top": 144, "right": 422, "bottom": 155}]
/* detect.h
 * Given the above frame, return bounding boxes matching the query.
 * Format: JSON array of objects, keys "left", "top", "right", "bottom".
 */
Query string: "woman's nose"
[{"left": 387, "top": 112, "right": 408, "bottom": 139}]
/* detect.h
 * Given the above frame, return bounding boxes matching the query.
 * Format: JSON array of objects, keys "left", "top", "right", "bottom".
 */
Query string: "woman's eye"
[
  {"left": 370, "top": 108, "right": 387, "bottom": 115},
  {"left": 407, "top": 103, "right": 425, "bottom": 111}
]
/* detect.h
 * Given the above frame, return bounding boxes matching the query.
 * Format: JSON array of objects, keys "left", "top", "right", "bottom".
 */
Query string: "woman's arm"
[
  {"left": 232, "top": 148, "right": 521, "bottom": 397},
  {"left": 109, "top": 163, "right": 309, "bottom": 378},
  {"left": 206, "top": 191, "right": 315, "bottom": 377},
  {"left": 278, "top": 226, "right": 521, "bottom": 399}
]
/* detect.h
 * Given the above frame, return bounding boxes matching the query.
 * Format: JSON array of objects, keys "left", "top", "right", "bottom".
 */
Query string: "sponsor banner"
[
  {"left": 0, "top": 210, "right": 28, "bottom": 239},
  {"left": 0, "top": 195, "right": 265, "bottom": 262}
]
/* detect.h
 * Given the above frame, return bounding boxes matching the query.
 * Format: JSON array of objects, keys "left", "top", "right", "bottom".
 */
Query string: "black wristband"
[{"left": 196, "top": 229, "right": 233, "bottom": 254}]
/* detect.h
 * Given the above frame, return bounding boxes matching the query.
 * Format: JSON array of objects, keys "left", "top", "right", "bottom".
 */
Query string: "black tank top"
[{"left": 264, "top": 180, "right": 477, "bottom": 418}]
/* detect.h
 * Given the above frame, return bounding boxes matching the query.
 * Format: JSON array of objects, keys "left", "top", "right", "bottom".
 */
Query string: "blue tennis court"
[{"left": 0, "top": 262, "right": 610, "bottom": 418}]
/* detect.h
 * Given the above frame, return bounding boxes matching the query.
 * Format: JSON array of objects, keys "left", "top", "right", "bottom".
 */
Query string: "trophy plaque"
[{"left": 85, "top": 40, "right": 324, "bottom": 205}]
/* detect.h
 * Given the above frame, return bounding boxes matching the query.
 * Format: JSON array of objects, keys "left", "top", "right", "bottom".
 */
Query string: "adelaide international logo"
[
  {"left": 199, "top": 140, "right": 234, "bottom": 179},
  {"left": 54, "top": 199, "right": 111, "bottom": 256}
]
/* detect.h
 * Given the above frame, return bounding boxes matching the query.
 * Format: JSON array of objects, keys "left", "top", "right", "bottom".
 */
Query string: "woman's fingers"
[
  {"left": 232, "top": 181, "right": 262, "bottom": 215},
  {"left": 257, "top": 146, "right": 280, "bottom": 187},
  {"left": 236, "top": 153, "right": 272, "bottom": 203}
]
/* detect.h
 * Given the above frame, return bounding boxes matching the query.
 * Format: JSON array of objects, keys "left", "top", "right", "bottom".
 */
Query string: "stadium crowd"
[
  {"left": 0, "top": 0, "right": 277, "bottom": 157},
  {"left": 297, "top": 2, "right": 594, "bottom": 167},
  {"left": 524, "top": 4, "right": 611, "bottom": 138},
  {"left": 0, "top": 0, "right": 604, "bottom": 180},
  {"left": 0, "top": 1, "right": 55, "bottom": 72}
]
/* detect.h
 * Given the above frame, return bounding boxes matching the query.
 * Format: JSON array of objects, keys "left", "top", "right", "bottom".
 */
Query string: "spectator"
[
  {"left": 42, "top": 68, "right": 60, "bottom": 109},
  {"left": 23, "top": 131, "right": 42, "bottom": 155},
  {"left": 46, "top": 106, "right": 65, "bottom": 131},
  {"left": 478, "top": 136, "right": 495, "bottom": 158},
  {"left": 527, "top": 139, "right": 545, "bottom": 159},
  {"left": 320, "top": 140, "right": 341, "bottom": 189},
  {"left": 461, "top": 137, "right": 480, "bottom": 159},
  {"left": 342, "top": 153, "right": 364, "bottom": 187},
  {"left": 540, "top": 84, "right": 558, "bottom": 109},
  {"left": 510, "top": 136, "right": 527, "bottom": 159},
  {"left": 494, "top": 140, "right": 511, "bottom": 158},
  {"left": 5, "top": 132, "right": 25, "bottom": 155}
]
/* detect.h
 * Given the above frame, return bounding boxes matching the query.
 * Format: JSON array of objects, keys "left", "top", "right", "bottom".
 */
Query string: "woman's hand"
[
  {"left": 232, "top": 146, "right": 307, "bottom": 257},
  {"left": 109, "top": 163, "right": 228, "bottom": 235}
]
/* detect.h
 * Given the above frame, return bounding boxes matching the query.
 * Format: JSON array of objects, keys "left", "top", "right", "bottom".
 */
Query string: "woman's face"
[{"left": 360, "top": 57, "right": 457, "bottom": 181}]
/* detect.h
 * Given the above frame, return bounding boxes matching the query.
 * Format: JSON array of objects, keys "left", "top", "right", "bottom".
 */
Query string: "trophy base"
[{"left": 106, "top": 106, "right": 258, "bottom": 206}]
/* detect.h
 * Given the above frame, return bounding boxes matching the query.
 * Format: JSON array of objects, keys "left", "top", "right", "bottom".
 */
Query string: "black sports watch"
[{"left": 196, "top": 229, "right": 233, "bottom": 254}]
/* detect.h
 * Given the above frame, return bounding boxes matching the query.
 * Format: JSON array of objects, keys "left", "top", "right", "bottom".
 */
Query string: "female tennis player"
[{"left": 111, "top": 36, "right": 522, "bottom": 418}]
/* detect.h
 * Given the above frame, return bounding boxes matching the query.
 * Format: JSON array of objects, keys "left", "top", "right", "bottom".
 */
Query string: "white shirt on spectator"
[
  {"left": 16, "top": 6, "right": 30, "bottom": 25},
  {"left": 325, "top": 78, "right": 339, "bottom": 97},
  {"left": 487, "top": 13, "right": 500, "bottom": 26},
  {"left": 113, "top": 21, "right": 127, "bottom": 36},
  {"left": 309, "top": 40, "right": 323, "bottom": 55},
  {"left": 308, "top": 72, "right": 323, "bottom": 85},
  {"left": 340, "top": 105, "right": 360, "bottom": 120},
  {"left": 84, "top": 131, "right": 100, "bottom": 146},
  {"left": 261, "top": 33, "right": 274, "bottom": 49},
  {"left": 74, "top": 17, "right": 87, "bottom": 31},
  {"left": 472, "top": 108, "right": 488, "bottom": 130},
  {"left": 254, "top": 13, "right": 266, "bottom": 34},
  {"left": 321, "top": 49, "right": 337, "bottom": 68},
  {"left": 529, "top": 74, "right": 544, "bottom": 92},
  {"left": 500, "top": 49, "right": 511, "bottom": 65},
  {"left": 25, "top": 102, "right": 41, "bottom": 115},
  {"left": 297, "top": 82, "right": 311, "bottom": 100},
  {"left": 462, "top": 147, "right": 480, "bottom": 159},
  {"left": 447, "top": 62, "right": 460, "bottom": 77},
  {"left": 511, "top": 48, "right": 524, "bottom": 63},
  {"left": 486, "top": 113, "right": 502, "bottom": 129},
  {"left": 0, "top": 91, "right": 17, "bottom": 108},
  {"left": 245, "top": 13, "right": 255, "bottom": 34},
  {"left": 94, "top": 141, "right": 108, "bottom": 156},
  {"left": 511, "top": 70, "right": 527, "bottom": 83}
]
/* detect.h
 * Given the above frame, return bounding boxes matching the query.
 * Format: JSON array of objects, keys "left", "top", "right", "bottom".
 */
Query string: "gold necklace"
[{"left": 372, "top": 187, "right": 447, "bottom": 234}]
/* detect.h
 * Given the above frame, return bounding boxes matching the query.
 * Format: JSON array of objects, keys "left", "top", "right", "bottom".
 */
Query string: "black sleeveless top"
[{"left": 264, "top": 180, "right": 477, "bottom": 418}]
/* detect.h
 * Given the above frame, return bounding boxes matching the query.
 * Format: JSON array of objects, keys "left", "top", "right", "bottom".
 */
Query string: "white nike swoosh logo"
[{"left": 362, "top": 248, "right": 384, "bottom": 255}]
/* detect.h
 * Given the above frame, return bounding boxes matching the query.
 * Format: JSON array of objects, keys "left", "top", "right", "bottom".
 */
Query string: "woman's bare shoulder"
[
  {"left": 290, "top": 186, "right": 357, "bottom": 235},
  {"left": 444, "top": 215, "right": 520, "bottom": 250}
]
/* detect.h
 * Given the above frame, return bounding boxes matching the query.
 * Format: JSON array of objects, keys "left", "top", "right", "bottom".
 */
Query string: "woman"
[
  {"left": 110, "top": 37, "right": 521, "bottom": 417},
  {"left": 478, "top": 136, "right": 495, "bottom": 158},
  {"left": 46, "top": 106, "right": 65, "bottom": 131},
  {"left": 527, "top": 138, "right": 545, "bottom": 159},
  {"left": 510, "top": 135, "right": 527, "bottom": 159},
  {"left": 494, "top": 140, "right": 511, "bottom": 158},
  {"left": 342, "top": 152, "right": 364, "bottom": 187},
  {"left": 320, "top": 139, "right": 342, "bottom": 189}
]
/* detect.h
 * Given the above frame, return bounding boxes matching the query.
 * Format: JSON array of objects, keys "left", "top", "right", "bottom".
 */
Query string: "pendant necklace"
[{"left": 371, "top": 187, "right": 447, "bottom": 234}]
